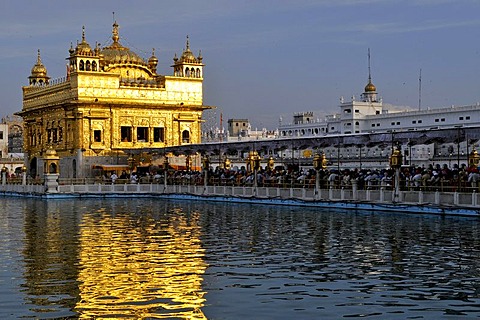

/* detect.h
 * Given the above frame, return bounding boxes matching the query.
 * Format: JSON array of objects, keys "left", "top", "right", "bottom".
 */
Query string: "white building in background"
[
  {"left": 275, "top": 72, "right": 480, "bottom": 169},
  {"left": 279, "top": 77, "right": 480, "bottom": 138}
]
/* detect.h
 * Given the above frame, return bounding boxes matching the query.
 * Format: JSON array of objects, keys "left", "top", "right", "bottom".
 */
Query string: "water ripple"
[{"left": 1, "top": 199, "right": 480, "bottom": 319}]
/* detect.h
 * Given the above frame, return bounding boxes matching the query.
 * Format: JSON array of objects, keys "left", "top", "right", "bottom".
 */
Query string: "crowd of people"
[{"left": 118, "top": 162, "right": 480, "bottom": 193}]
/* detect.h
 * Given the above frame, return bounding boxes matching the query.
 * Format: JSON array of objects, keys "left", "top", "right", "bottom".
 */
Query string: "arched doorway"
[
  {"left": 72, "top": 159, "right": 77, "bottom": 178},
  {"left": 29, "top": 157, "right": 37, "bottom": 178},
  {"left": 182, "top": 130, "right": 190, "bottom": 143}
]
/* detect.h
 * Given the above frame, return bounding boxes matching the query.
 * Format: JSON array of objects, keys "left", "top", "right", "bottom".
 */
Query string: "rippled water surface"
[{"left": 1, "top": 198, "right": 480, "bottom": 319}]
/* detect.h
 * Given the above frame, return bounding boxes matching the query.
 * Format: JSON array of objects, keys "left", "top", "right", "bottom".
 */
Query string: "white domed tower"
[
  {"left": 361, "top": 48, "right": 378, "bottom": 103},
  {"left": 172, "top": 36, "right": 204, "bottom": 78},
  {"left": 339, "top": 49, "right": 383, "bottom": 134},
  {"left": 28, "top": 50, "right": 50, "bottom": 85}
]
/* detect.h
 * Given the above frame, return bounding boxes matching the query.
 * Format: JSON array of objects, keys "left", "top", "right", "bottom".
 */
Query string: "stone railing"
[{"left": 1, "top": 174, "right": 479, "bottom": 216}]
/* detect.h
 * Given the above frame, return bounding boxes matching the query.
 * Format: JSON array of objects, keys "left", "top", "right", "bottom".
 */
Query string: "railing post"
[
  {"left": 351, "top": 179, "right": 358, "bottom": 201},
  {"left": 380, "top": 187, "right": 384, "bottom": 202},
  {"left": 1, "top": 169, "right": 6, "bottom": 186},
  {"left": 44, "top": 173, "right": 59, "bottom": 193}
]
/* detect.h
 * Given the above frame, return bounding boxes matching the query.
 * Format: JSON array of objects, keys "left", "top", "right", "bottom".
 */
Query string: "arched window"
[
  {"left": 196, "top": 68, "right": 201, "bottom": 78},
  {"left": 86, "top": 60, "right": 91, "bottom": 71},
  {"left": 191, "top": 68, "right": 195, "bottom": 77},
  {"left": 79, "top": 60, "right": 85, "bottom": 71},
  {"left": 92, "top": 61, "right": 97, "bottom": 71},
  {"left": 49, "top": 163, "right": 57, "bottom": 174},
  {"left": 185, "top": 68, "right": 190, "bottom": 77},
  {"left": 182, "top": 130, "right": 190, "bottom": 143}
]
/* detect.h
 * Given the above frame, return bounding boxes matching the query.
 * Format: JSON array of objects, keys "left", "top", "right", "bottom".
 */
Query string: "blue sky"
[{"left": 1, "top": 0, "right": 479, "bottom": 129}]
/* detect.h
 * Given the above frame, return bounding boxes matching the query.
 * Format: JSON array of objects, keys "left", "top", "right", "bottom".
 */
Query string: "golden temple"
[{"left": 18, "top": 22, "right": 213, "bottom": 178}]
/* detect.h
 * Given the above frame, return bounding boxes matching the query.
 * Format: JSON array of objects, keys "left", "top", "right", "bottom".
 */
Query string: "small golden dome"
[
  {"left": 45, "top": 148, "right": 57, "bottom": 156},
  {"left": 75, "top": 26, "right": 93, "bottom": 55},
  {"left": 31, "top": 49, "right": 48, "bottom": 77},
  {"left": 148, "top": 48, "right": 158, "bottom": 65},
  {"left": 364, "top": 80, "right": 376, "bottom": 92},
  {"left": 177, "top": 36, "right": 200, "bottom": 64}
]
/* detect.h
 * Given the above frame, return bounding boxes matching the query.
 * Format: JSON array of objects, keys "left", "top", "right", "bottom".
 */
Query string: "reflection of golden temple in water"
[{"left": 74, "top": 207, "right": 207, "bottom": 319}]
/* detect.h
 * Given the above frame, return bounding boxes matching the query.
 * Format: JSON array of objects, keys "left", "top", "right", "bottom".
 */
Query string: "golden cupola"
[
  {"left": 148, "top": 48, "right": 159, "bottom": 74},
  {"left": 67, "top": 26, "right": 100, "bottom": 73},
  {"left": 29, "top": 49, "right": 50, "bottom": 85},
  {"left": 172, "top": 36, "right": 204, "bottom": 78},
  {"left": 73, "top": 26, "right": 93, "bottom": 56},
  {"left": 364, "top": 79, "right": 376, "bottom": 93}
]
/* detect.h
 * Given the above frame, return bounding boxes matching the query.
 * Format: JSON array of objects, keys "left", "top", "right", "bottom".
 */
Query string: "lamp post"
[
  {"left": 313, "top": 152, "right": 328, "bottom": 197},
  {"left": 163, "top": 156, "right": 169, "bottom": 188},
  {"left": 127, "top": 155, "right": 135, "bottom": 172},
  {"left": 337, "top": 145, "right": 340, "bottom": 172},
  {"left": 267, "top": 156, "right": 275, "bottom": 172},
  {"left": 185, "top": 155, "right": 191, "bottom": 172},
  {"left": 313, "top": 153, "right": 321, "bottom": 196},
  {"left": 359, "top": 146, "right": 362, "bottom": 170},
  {"left": 22, "top": 165, "right": 27, "bottom": 185},
  {"left": 223, "top": 157, "right": 231, "bottom": 170},
  {"left": 247, "top": 150, "right": 261, "bottom": 194},
  {"left": 389, "top": 145, "right": 403, "bottom": 203},
  {"left": 468, "top": 148, "right": 480, "bottom": 169},
  {"left": 408, "top": 140, "right": 413, "bottom": 167},
  {"left": 202, "top": 155, "right": 210, "bottom": 190}
]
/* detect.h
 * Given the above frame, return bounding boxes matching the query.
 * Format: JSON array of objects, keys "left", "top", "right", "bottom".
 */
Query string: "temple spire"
[{"left": 368, "top": 48, "right": 372, "bottom": 84}]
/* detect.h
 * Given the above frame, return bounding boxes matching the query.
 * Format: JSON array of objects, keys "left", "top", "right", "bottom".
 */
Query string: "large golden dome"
[{"left": 100, "top": 21, "right": 147, "bottom": 66}]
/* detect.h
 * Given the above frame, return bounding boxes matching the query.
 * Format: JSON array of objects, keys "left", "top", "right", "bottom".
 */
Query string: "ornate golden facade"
[{"left": 18, "top": 22, "right": 212, "bottom": 178}]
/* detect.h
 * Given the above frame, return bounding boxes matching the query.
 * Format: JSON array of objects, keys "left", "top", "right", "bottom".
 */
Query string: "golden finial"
[{"left": 112, "top": 20, "right": 119, "bottom": 43}]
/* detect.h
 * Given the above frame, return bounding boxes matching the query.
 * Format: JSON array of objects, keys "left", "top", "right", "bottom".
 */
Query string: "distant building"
[
  {"left": 0, "top": 115, "right": 24, "bottom": 174},
  {"left": 0, "top": 123, "right": 7, "bottom": 158},
  {"left": 277, "top": 72, "right": 480, "bottom": 169},
  {"left": 279, "top": 76, "right": 480, "bottom": 138},
  {"left": 17, "top": 22, "right": 213, "bottom": 178},
  {"left": 6, "top": 115, "right": 24, "bottom": 154},
  {"left": 227, "top": 119, "right": 250, "bottom": 138}
]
